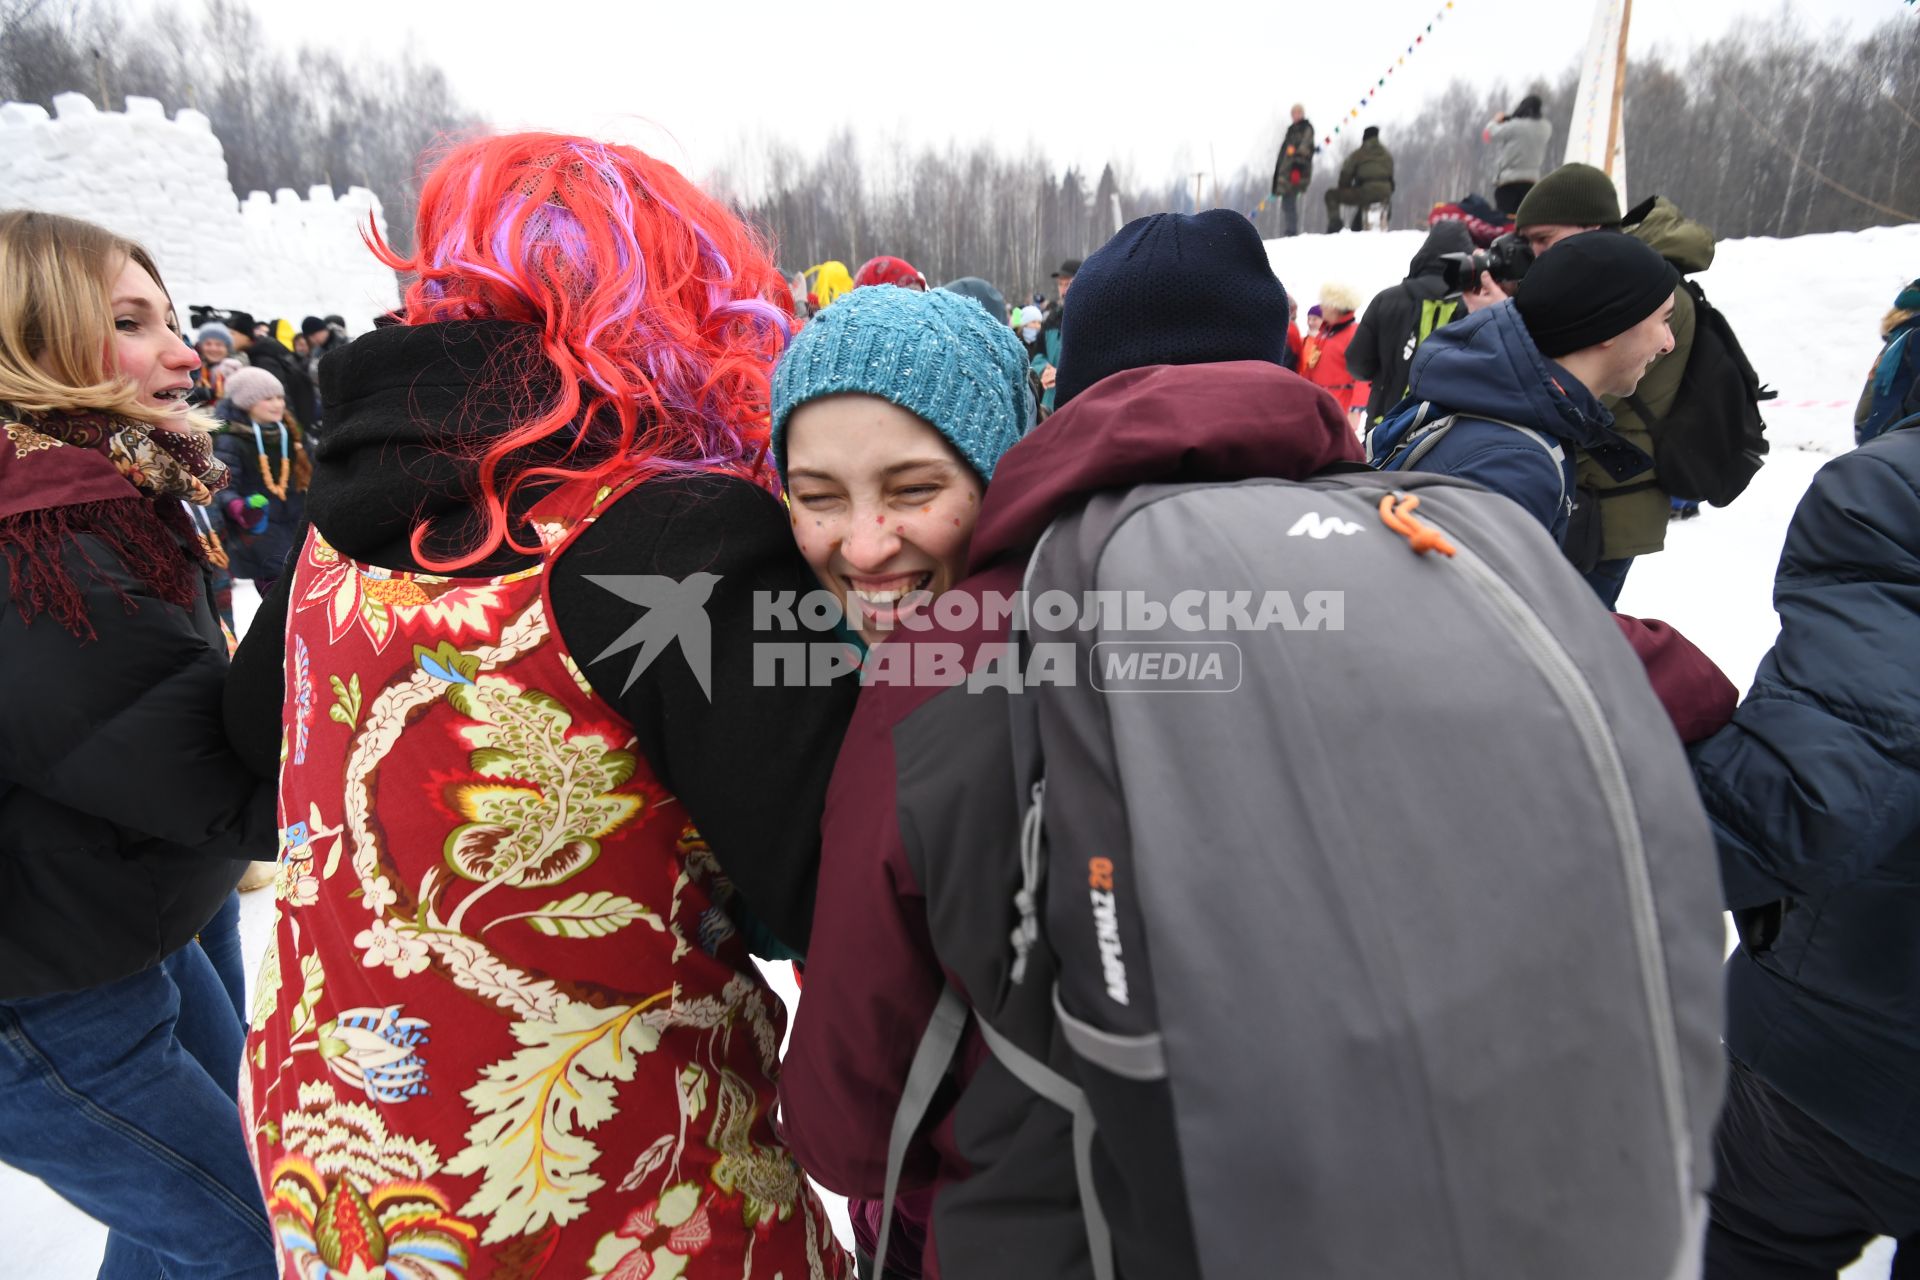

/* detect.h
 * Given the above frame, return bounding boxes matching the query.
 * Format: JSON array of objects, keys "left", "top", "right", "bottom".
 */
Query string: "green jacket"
[
  {"left": 1575, "top": 198, "right": 1716, "bottom": 560},
  {"left": 1339, "top": 140, "right": 1394, "bottom": 190}
]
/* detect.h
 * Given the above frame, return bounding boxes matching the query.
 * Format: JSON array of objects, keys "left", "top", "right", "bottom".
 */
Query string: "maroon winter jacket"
[{"left": 776, "top": 360, "right": 1733, "bottom": 1277}]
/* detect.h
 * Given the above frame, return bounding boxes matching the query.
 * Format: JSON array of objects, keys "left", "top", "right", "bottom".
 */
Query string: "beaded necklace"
[
  {"left": 251, "top": 420, "right": 291, "bottom": 501},
  {"left": 182, "top": 499, "right": 229, "bottom": 570}
]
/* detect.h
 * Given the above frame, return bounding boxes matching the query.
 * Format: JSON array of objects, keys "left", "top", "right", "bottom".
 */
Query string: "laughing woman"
[
  {"left": 222, "top": 133, "right": 856, "bottom": 1278},
  {"left": 769, "top": 284, "right": 1034, "bottom": 1277},
  {"left": 0, "top": 210, "right": 278, "bottom": 1278}
]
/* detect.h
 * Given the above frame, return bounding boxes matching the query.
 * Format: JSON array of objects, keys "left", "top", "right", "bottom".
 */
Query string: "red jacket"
[{"left": 1302, "top": 313, "right": 1367, "bottom": 414}]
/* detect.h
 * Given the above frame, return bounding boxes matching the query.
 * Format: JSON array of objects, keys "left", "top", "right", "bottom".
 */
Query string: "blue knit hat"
[
  {"left": 195, "top": 322, "right": 233, "bottom": 347},
  {"left": 1054, "top": 210, "right": 1291, "bottom": 409},
  {"left": 771, "top": 285, "right": 1034, "bottom": 483}
]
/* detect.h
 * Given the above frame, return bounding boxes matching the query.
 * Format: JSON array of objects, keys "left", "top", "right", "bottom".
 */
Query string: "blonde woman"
[{"left": 0, "top": 210, "right": 277, "bottom": 1276}]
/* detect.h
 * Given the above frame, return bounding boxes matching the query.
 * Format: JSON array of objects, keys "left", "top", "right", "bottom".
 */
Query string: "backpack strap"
[
  {"left": 975, "top": 1013, "right": 1118, "bottom": 1280},
  {"left": 1007, "top": 518, "right": 1063, "bottom": 984},
  {"left": 1398, "top": 413, "right": 1568, "bottom": 512},
  {"left": 874, "top": 984, "right": 970, "bottom": 1276}
]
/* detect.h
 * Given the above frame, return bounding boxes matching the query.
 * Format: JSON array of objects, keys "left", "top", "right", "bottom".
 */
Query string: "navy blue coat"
[
  {"left": 212, "top": 415, "right": 307, "bottom": 583},
  {"left": 1690, "top": 423, "right": 1920, "bottom": 1176},
  {"left": 1396, "top": 301, "right": 1648, "bottom": 544}
]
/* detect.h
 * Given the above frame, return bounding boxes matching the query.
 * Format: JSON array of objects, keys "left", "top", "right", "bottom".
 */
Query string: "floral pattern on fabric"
[{"left": 245, "top": 494, "right": 846, "bottom": 1278}]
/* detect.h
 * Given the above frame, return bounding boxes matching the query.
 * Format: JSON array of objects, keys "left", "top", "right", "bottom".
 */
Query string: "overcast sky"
[{"left": 223, "top": 0, "right": 1902, "bottom": 186}]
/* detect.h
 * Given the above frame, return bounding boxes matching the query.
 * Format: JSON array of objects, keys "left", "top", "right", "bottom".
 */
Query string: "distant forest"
[
  {"left": 2, "top": 2, "right": 1913, "bottom": 301},
  {"left": 718, "top": 13, "right": 1919, "bottom": 300}
]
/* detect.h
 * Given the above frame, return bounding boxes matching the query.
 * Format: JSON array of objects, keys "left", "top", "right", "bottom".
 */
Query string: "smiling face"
[
  {"left": 1602, "top": 292, "right": 1678, "bottom": 397},
  {"left": 784, "top": 393, "right": 985, "bottom": 647},
  {"left": 106, "top": 257, "right": 199, "bottom": 422},
  {"left": 246, "top": 394, "right": 287, "bottom": 425}
]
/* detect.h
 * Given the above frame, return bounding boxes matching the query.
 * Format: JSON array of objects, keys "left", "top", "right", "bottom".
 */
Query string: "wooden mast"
[{"left": 1603, "top": 0, "right": 1634, "bottom": 188}]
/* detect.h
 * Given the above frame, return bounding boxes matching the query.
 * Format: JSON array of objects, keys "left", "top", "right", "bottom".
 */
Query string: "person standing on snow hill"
[
  {"left": 1271, "top": 102, "right": 1317, "bottom": 238},
  {"left": 1689, "top": 416, "right": 1920, "bottom": 1279},
  {"left": 1325, "top": 125, "right": 1394, "bottom": 232},
  {"left": 1485, "top": 94, "right": 1554, "bottom": 215},
  {"left": 0, "top": 210, "right": 279, "bottom": 1280},
  {"left": 1372, "top": 230, "right": 1670, "bottom": 549},
  {"left": 1347, "top": 219, "right": 1475, "bottom": 426},
  {"left": 220, "top": 132, "right": 856, "bottom": 1278},
  {"left": 1856, "top": 278, "right": 1920, "bottom": 445},
  {"left": 1301, "top": 280, "right": 1368, "bottom": 425},
  {"left": 768, "top": 285, "right": 1034, "bottom": 1277}
]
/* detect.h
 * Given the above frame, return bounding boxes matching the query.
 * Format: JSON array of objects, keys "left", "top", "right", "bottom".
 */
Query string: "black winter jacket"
[
  {"left": 1349, "top": 221, "right": 1473, "bottom": 424},
  {"left": 1, "top": 498, "right": 276, "bottom": 998},
  {"left": 1691, "top": 422, "right": 1920, "bottom": 1176},
  {"left": 222, "top": 320, "right": 858, "bottom": 954}
]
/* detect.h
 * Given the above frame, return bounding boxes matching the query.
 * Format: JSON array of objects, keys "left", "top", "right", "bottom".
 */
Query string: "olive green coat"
[{"left": 1574, "top": 198, "right": 1716, "bottom": 560}]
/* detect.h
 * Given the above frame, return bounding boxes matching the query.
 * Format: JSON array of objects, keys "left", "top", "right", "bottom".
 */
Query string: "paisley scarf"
[{"left": 0, "top": 411, "right": 226, "bottom": 638}]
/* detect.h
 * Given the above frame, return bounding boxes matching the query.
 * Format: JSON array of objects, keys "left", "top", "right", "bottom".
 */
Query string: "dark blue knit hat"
[{"left": 1054, "top": 209, "right": 1291, "bottom": 408}]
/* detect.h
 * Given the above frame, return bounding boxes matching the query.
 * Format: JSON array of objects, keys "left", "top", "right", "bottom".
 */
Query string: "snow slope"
[{"left": 7, "top": 219, "right": 1917, "bottom": 1277}]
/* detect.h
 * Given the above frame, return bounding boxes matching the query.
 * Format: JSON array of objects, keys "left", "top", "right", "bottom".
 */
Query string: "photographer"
[{"left": 1485, "top": 95, "right": 1554, "bottom": 215}]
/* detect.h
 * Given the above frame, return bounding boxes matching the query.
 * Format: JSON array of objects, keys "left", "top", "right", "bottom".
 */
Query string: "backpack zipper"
[{"left": 1430, "top": 523, "right": 1694, "bottom": 1220}]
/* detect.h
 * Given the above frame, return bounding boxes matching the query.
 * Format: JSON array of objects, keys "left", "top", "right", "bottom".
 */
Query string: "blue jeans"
[
  {"left": 1583, "top": 556, "right": 1635, "bottom": 610},
  {"left": 198, "top": 890, "right": 247, "bottom": 1020},
  {"left": 0, "top": 947, "right": 275, "bottom": 1279}
]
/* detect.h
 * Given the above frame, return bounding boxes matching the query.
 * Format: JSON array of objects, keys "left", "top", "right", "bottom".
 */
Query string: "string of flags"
[{"left": 1248, "top": 1, "right": 1457, "bottom": 220}]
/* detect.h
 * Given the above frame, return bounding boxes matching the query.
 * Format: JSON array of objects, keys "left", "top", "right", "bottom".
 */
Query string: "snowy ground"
[{"left": 8, "top": 219, "right": 1918, "bottom": 1276}]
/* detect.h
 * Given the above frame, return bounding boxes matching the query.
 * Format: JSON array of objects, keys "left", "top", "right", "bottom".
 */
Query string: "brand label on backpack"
[
  {"left": 1089, "top": 857, "right": 1130, "bottom": 1006},
  {"left": 1287, "top": 512, "right": 1364, "bottom": 539}
]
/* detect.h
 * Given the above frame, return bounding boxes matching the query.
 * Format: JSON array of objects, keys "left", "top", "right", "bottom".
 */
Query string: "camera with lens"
[{"left": 1440, "top": 233, "right": 1535, "bottom": 296}]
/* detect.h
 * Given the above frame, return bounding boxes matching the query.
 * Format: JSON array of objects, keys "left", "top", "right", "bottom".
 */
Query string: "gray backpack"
[{"left": 878, "top": 468, "right": 1726, "bottom": 1279}]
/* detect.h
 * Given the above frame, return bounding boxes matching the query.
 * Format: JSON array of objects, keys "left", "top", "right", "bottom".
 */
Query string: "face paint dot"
[
  {"left": 876, "top": 515, "right": 884, "bottom": 524},
  {"left": 921, "top": 506, "right": 932, "bottom": 514},
  {"left": 952, "top": 518, "right": 961, "bottom": 526}
]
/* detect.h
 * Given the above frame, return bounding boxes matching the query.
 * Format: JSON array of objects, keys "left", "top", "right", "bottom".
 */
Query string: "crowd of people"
[{"left": 1, "top": 124, "right": 1917, "bottom": 1280}]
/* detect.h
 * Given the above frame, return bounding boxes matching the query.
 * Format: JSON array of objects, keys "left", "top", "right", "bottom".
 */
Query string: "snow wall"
[{"left": 0, "top": 92, "right": 401, "bottom": 331}]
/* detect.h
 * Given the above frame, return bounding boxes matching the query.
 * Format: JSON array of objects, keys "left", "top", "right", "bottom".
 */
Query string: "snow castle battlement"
[{"left": 0, "top": 92, "right": 400, "bottom": 331}]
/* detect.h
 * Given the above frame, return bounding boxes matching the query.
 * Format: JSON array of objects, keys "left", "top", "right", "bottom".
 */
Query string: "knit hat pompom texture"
[
  {"left": 1514, "top": 163, "right": 1623, "bottom": 230},
  {"left": 1514, "top": 231, "right": 1679, "bottom": 358},
  {"left": 225, "top": 365, "right": 285, "bottom": 410},
  {"left": 771, "top": 285, "right": 1034, "bottom": 482}
]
